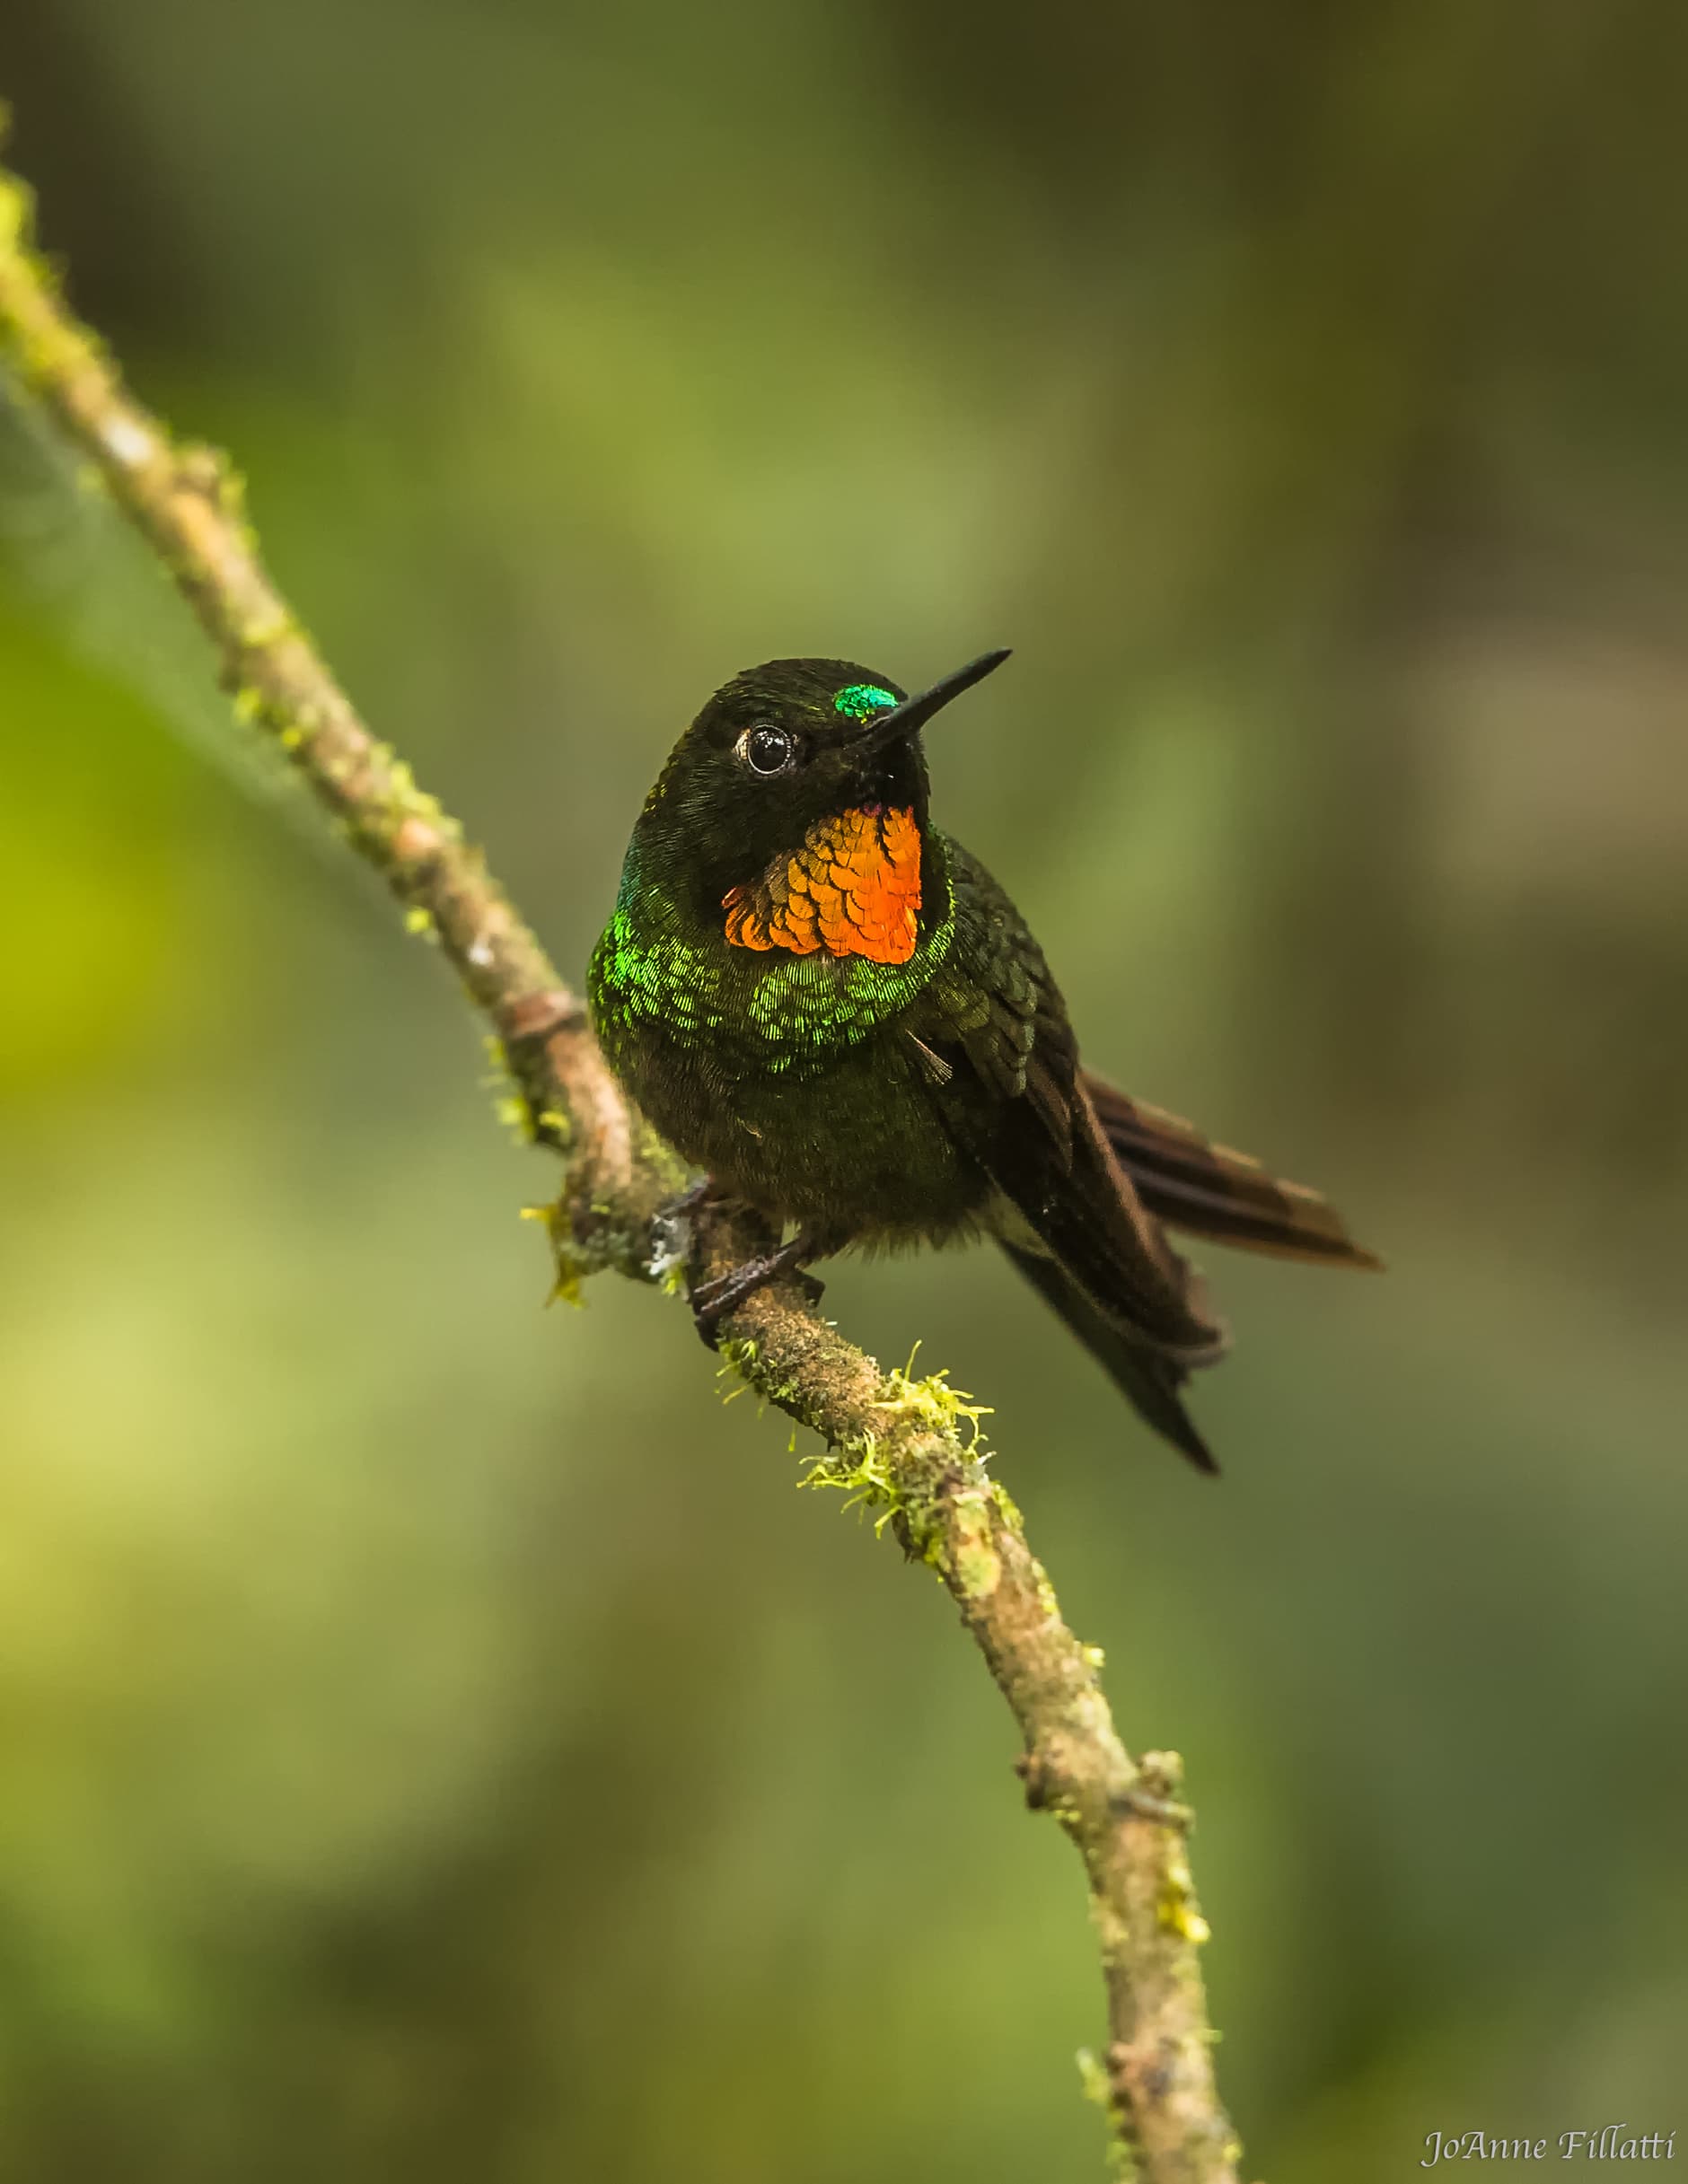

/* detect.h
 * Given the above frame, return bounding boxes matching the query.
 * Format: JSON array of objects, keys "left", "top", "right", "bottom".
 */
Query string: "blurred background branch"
[{"left": 0, "top": 146, "right": 1243, "bottom": 2181}]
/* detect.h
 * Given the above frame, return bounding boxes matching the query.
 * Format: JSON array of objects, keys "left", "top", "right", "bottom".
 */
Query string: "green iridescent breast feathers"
[{"left": 589, "top": 833, "right": 956, "bottom": 1080}]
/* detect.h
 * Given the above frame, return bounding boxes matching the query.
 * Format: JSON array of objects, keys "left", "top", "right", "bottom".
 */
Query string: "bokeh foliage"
[{"left": 3, "top": 2, "right": 1686, "bottom": 2176}]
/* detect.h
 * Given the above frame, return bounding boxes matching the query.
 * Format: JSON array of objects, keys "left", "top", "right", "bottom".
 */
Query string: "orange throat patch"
[{"left": 723, "top": 805, "right": 922, "bottom": 965}]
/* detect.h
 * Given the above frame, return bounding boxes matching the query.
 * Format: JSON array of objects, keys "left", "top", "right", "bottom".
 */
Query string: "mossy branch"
[{"left": 0, "top": 145, "right": 1243, "bottom": 2184}]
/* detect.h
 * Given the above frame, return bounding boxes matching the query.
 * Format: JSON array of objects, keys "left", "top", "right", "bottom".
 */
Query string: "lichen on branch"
[{"left": 0, "top": 141, "right": 1242, "bottom": 2184}]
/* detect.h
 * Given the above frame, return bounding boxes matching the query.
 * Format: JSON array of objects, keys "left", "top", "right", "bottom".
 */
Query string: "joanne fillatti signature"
[{"left": 1422, "top": 2127, "right": 1676, "bottom": 2165}]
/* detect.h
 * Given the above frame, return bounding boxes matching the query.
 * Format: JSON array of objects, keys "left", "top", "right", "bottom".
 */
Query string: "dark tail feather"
[
  {"left": 1083, "top": 1074, "right": 1382, "bottom": 1271},
  {"left": 1000, "top": 1241, "right": 1221, "bottom": 1474}
]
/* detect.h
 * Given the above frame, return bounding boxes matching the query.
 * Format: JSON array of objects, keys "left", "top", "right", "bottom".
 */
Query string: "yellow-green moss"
[
  {"left": 519, "top": 1200, "right": 586, "bottom": 1305},
  {"left": 871, "top": 1350, "right": 991, "bottom": 1452},
  {"left": 1156, "top": 1851, "right": 1212, "bottom": 1945},
  {"left": 949, "top": 1493, "right": 1002, "bottom": 1601},
  {"left": 796, "top": 1437, "right": 908, "bottom": 1536},
  {"left": 1077, "top": 2050, "right": 1139, "bottom": 2180}
]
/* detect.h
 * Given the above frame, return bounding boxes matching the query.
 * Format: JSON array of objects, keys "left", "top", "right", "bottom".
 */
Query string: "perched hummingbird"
[{"left": 589, "top": 652, "right": 1376, "bottom": 1470}]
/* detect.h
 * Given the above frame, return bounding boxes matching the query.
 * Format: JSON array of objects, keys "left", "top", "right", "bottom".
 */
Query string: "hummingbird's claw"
[{"left": 690, "top": 1231, "right": 825, "bottom": 1345}]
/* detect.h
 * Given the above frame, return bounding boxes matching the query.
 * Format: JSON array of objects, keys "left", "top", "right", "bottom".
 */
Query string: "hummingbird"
[{"left": 588, "top": 651, "right": 1377, "bottom": 1470}]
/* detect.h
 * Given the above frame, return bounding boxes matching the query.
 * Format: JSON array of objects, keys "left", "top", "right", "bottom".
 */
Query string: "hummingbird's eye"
[{"left": 737, "top": 723, "right": 798, "bottom": 776}]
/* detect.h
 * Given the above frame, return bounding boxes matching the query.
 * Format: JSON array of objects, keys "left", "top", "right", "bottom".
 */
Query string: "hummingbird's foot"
[
  {"left": 664, "top": 1175, "right": 718, "bottom": 1218},
  {"left": 690, "top": 1229, "right": 826, "bottom": 1346}
]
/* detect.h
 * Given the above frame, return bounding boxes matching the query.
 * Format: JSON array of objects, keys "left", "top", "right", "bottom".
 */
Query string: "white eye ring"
[{"left": 735, "top": 723, "right": 798, "bottom": 776}]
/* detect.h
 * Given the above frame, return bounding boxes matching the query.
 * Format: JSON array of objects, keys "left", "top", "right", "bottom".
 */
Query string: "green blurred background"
[{"left": 3, "top": 3, "right": 1685, "bottom": 2176}]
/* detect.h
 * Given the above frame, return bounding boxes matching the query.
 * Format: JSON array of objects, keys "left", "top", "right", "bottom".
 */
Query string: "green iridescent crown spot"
[{"left": 832, "top": 683, "right": 900, "bottom": 724}]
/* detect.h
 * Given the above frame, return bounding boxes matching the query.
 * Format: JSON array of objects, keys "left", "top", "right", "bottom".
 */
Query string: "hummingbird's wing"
[
  {"left": 910, "top": 841, "right": 1227, "bottom": 1466},
  {"left": 994, "top": 1237, "right": 1224, "bottom": 1471},
  {"left": 1084, "top": 1078, "right": 1381, "bottom": 1270}
]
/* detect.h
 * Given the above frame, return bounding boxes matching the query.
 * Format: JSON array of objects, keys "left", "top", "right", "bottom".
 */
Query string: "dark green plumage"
[{"left": 589, "top": 653, "right": 1377, "bottom": 1470}]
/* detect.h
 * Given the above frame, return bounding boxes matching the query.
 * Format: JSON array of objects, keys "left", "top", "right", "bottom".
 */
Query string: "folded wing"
[{"left": 910, "top": 843, "right": 1229, "bottom": 1469}]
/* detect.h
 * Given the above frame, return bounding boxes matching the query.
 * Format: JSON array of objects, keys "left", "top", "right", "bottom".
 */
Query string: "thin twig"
[{"left": 0, "top": 149, "right": 1243, "bottom": 2182}]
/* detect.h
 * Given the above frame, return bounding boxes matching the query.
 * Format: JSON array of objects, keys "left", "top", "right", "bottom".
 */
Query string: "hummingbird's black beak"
[{"left": 847, "top": 648, "right": 1011, "bottom": 753}]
